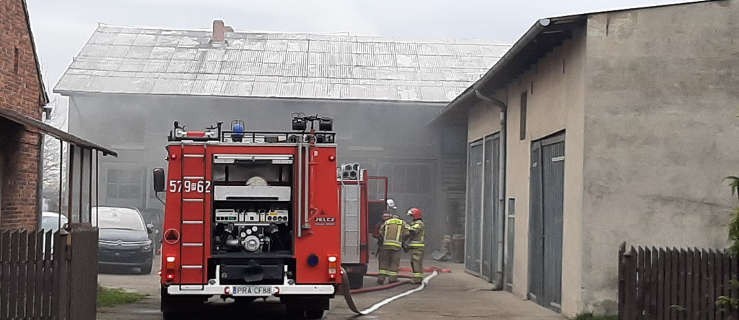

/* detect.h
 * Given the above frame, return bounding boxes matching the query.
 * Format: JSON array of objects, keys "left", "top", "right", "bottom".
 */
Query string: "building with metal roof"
[{"left": 54, "top": 21, "right": 509, "bottom": 249}]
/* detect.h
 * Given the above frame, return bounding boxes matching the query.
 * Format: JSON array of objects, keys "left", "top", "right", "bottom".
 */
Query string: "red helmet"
[{"left": 407, "top": 208, "right": 423, "bottom": 220}]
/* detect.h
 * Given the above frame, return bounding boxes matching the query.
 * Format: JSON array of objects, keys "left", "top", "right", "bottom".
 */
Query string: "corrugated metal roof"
[{"left": 55, "top": 25, "right": 509, "bottom": 102}]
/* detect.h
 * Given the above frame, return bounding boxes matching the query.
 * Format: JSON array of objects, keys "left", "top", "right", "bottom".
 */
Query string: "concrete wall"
[
  {"left": 467, "top": 100, "right": 502, "bottom": 142},
  {"left": 581, "top": 1, "right": 739, "bottom": 314},
  {"left": 503, "top": 31, "right": 587, "bottom": 316},
  {"left": 65, "top": 93, "right": 448, "bottom": 248}
]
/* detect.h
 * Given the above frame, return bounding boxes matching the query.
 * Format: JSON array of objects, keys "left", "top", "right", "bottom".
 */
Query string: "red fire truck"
[{"left": 152, "top": 114, "right": 371, "bottom": 319}]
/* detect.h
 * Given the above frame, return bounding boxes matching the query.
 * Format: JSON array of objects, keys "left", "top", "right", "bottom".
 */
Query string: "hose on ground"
[{"left": 340, "top": 267, "right": 439, "bottom": 315}]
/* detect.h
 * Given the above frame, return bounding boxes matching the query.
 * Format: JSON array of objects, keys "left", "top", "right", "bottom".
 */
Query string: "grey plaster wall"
[
  {"left": 582, "top": 1, "right": 739, "bottom": 314},
  {"left": 65, "top": 93, "right": 448, "bottom": 248}
]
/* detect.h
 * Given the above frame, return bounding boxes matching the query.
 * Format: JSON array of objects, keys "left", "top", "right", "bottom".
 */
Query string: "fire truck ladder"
[{"left": 179, "top": 143, "right": 208, "bottom": 290}]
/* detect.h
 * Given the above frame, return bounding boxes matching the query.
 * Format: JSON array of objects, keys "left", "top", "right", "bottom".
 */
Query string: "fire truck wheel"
[
  {"left": 161, "top": 287, "right": 206, "bottom": 313},
  {"left": 348, "top": 271, "right": 364, "bottom": 289},
  {"left": 305, "top": 309, "right": 325, "bottom": 319},
  {"left": 287, "top": 306, "right": 325, "bottom": 319},
  {"left": 285, "top": 298, "right": 328, "bottom": 320},
  {"left": 162, "top": 311, "right": 182, "bottom": 320}
]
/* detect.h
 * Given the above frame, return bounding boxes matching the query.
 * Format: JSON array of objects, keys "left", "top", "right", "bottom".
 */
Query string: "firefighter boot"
[{"left": 410, "top": 248, "right": 424, "bottom": 284}]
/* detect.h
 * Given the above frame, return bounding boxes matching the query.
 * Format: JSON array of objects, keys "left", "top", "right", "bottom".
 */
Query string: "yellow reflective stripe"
[
  {"left": 412, "top": 273, "right": 424, "bottom": 277},
  {"left": 379, "top": 270, "right": 389, "bottom": 275},
  {"left": 383, "top": 241, "right": 402, "bottom": 247},
  {"left": 385, "top": 271, "right": 398, "bottom": 276},
  {"left": 408, "top": 243, "right": 424, "bottom": 248}
]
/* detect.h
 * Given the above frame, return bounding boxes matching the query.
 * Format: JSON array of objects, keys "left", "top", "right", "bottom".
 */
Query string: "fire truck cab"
[{"left": 153, "top": 115, "right": 359, "bottom": 319}]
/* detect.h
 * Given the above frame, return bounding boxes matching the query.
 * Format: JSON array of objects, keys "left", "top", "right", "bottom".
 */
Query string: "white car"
[{"left": 40, "top": 211, "right": 68, "bottom": 254}]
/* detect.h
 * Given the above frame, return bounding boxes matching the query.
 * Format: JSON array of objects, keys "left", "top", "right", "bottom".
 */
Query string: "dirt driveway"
[{"left": 97, "top": 258, "right": 564, "bottom": 320}]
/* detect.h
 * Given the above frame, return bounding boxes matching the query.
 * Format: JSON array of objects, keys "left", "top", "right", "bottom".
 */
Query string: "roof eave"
[
  {"left": 21, "top": 0, "right": 49, "bottom": 105},
  {"left": 0, "top": 108, "right": 117, "bottom": 156},
  {"left": 429, "top": 15, "right": 587, "bottom": 126}
]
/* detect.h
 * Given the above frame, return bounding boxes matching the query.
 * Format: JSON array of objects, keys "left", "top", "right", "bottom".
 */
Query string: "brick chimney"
[{"left": 212, "top": 20, "right": 226, "bottom": 42}]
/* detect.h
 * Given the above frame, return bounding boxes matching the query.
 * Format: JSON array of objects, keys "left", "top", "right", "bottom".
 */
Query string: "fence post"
[
  {"left": 619, "top": 242, "right": 626, "bottom": 320},
  {"left": 42, "top": 230, "right": 53, "bottom": 320},
  {"left": 53, "top": 231, "right": 70, "bottom": 320},
  {"left": 68, "top": 223, "right": 99, "bottom": 320},
  {"left": 622, "top": 246, "right": 638, "bottom": 320}
]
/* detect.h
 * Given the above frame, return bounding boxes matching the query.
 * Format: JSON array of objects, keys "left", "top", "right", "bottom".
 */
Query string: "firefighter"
[
  {"left": 406, "top": 207, "right": 425, "bottom": 284},
  {"left": 386, "top": 199, "right": 400, "bottom": 216},
  {"left": 373, "top": 212, "right": 392, "bottom": 270},
  {"left": 377, "top": 213, "right": 408, "bottom": 284}
]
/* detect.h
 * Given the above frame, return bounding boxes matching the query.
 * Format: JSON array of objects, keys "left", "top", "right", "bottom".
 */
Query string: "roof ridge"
[{"left": 93, "top": 23, "right": 509, "bottom": 46}]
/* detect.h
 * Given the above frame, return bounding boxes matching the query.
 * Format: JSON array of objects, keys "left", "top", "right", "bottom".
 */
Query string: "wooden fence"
[
  {"left": 0, "top": 225, "right": 99, "bottom": 320},
  {"left": 619, "top": 243, "right": 739, "bottom": 320},
  {"left": 0, "top": 230, "right": 56, "bottom": 319}
]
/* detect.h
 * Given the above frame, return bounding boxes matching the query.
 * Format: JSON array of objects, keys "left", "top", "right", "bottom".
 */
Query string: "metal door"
[
  {"left": 482, "top": 135, "right": 499, "bottom": 281},
  {"left": 528, "top": 133, "right": 565, "bottom": 311},
  {"left": 465, "top": 141, "right": 483, "bottom": 275}
]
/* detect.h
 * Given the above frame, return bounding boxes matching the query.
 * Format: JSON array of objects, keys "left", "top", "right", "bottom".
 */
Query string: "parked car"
[
  {"left": 92, "top": 206, "right": 154, "bottom": 274},
  {"left": 40, "top": 211, "right": 68, "bottom": 254},
  {"left": 41, "top": 211, "right": 68, "bottom": 233},
  {"left": 141, "top": 208, "right": 163, "bottom": 253}
]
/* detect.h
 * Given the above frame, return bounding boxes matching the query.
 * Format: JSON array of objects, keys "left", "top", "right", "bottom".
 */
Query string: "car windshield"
[{"left": 92, "top": 207, "right": 145, "bottom": 231}]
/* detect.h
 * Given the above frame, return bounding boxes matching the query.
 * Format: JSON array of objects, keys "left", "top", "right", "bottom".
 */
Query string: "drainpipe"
[{"left": 474, "top": 88, "right": 507, "bottom": 291}]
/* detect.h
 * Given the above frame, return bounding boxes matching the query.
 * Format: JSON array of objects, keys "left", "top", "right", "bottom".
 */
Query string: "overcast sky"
[{"left": 27, "top": 0, "right": 691, "bottom": 99}]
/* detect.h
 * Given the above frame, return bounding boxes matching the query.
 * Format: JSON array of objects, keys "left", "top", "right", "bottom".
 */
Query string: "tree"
[{"left": 41, "top": 97, "right": 68, "bottom": 212}]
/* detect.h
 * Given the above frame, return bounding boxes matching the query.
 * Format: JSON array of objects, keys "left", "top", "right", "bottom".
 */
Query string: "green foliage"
[
  {"left": 718, "top": 176, "right": 739, "bottom": 312},
  {"left": 574, "top": 313, "right": 617, "bottom": 320},
  {"left": 726, "top": 176, "right": 739, "bottom": 201},
  {"left": 97, "top": 286, "right": 146, "bottom": 308},
  {"left": 727, "top": 177, "right": 739, "bottom": 255}
]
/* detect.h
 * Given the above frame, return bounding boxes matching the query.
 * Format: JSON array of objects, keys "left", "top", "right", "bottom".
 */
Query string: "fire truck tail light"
[
  {"left": 165, "top": 256, "right": 177, "bottom": 282},
  {"left": 328, "top": 255, "right": 338, "bottom": 280}
]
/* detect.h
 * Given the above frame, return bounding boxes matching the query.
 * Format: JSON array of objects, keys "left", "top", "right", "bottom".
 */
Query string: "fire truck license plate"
[{"left": 231, "top": 285, "right": 274, "bottom": 296}]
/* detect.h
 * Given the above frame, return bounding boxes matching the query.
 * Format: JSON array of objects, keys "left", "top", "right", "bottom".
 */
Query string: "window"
[
  {"left": 520, "top": 91, "right": 528, "bottom": 140},
  {"left": 106, "top": 168, "right": 143, "bottom": 200},
  {"left": 379, "top": 163, "right": 431, "bottom": 195}
]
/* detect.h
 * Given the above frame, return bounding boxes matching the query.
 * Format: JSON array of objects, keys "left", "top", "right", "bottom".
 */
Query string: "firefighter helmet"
[
  {"left": 407, "top": 208, "right": 423, "bottom": 220},
  {"left": 386, "top": 199, "right": 396, "bottom": 209}
]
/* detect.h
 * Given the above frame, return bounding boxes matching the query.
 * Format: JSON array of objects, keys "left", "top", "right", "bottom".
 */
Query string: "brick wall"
[{"left": 0, "top": 0, "right": 46, "bottom": 230}]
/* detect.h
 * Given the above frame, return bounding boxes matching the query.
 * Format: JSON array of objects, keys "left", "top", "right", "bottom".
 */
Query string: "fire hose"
[{"left": 339, "top": 266, "right": 449, "bottom": 315}]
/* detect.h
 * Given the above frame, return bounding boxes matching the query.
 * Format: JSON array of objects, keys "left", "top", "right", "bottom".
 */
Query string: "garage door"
[
  {"left": 528, "top": 132, "right": 565, "bottom": 311},
  {"left": 465, "top": 134, "right": 500, "bottom": 282}
]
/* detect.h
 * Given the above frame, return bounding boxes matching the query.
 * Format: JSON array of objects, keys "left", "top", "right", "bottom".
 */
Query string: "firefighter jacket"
[
  {"left": 380, "top": 217, "right": 407, "bottom": 250},
  {"left": 407, "top": 219, "right": 425, "bottom": 249}
]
